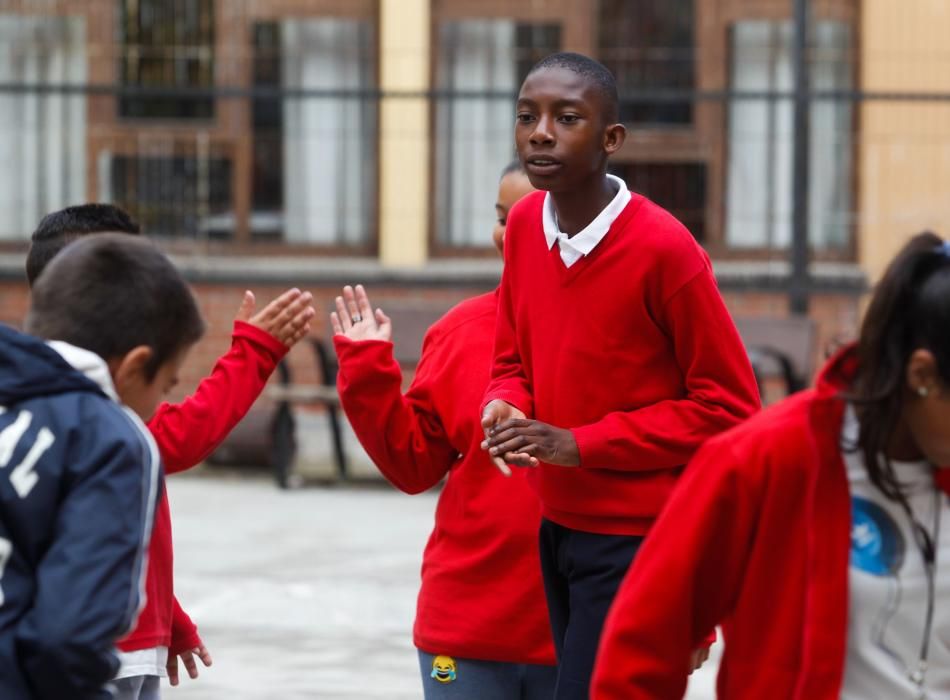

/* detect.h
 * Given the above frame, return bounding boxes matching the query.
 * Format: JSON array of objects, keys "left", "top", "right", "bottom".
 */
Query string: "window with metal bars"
[{"left": 119, "top": 0, "right": 215, "bottom": 120}]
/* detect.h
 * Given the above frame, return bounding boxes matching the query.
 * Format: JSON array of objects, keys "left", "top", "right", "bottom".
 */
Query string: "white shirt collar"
[
  {"left": 542, "top": 174, "right": 632, "bottom": 267},
  {"left": 46, "top": 340, "right": 119, "bottom": 402}
]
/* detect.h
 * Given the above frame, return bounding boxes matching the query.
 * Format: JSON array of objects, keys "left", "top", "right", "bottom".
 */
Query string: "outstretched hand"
[
  {"left": 330, "top": 284, "right": 392, "bottom": 342},
  {"left": 237, "top": 288, "right": 316, "bottom": 347},
  {"left": 167, "top": 643, "right": 213, "bottom": 686}
]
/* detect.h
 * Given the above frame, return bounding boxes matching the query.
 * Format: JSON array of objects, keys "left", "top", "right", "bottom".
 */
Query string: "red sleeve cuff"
[
  {"left": 333, "top": 337, "right": 400, "bottom": 395},
  {"left": 169, "top": 628, "right": 203, "bottom": 656},
  {"left": 332, "top": 335, "right": 394, "bottom": 361},
  {"left": 570, "top": 423, "right": 613, "bottom": 469},
  {"left": 232, "top": 319, "right": 290, "bottom": 361}
]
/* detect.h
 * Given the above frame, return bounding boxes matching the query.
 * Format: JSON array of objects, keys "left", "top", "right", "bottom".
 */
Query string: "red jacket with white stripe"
[
  {"left": 118, "top": 321, "right": 287, "bottom": 653},
  {"left": 592, "top": 348, "right": 861, "bottom": 699}
]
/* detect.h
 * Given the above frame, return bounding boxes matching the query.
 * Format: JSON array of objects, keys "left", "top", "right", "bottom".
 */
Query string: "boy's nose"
[{"left": 529, "top": 117, "right": 555, "bottom": 145}]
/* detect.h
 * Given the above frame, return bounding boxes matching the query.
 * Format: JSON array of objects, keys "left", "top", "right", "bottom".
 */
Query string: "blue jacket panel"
[{"left": 0, "top": 324, "right": 161, "bottom": 699}]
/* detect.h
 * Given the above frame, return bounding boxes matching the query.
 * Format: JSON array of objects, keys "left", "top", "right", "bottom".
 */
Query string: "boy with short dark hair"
[
  {"left": 26, "top": 204, "right": 141, "bottom": 285},
  {"left": 0, "top": 234, "right": 203, "bottom": 700},
  {"left": 26, "top": 203, "right": 315, "bottom": 699},
  {"left": 481, "top": 52, "right": 760, "bottom": 699}
]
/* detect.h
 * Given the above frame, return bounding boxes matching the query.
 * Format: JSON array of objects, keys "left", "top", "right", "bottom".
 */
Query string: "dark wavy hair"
[
  {"left": 27, "top": 204, "right": 140, "bottom": 285},
  {"left": 849, "top": 231, "right": 950, "bottom": 501}
]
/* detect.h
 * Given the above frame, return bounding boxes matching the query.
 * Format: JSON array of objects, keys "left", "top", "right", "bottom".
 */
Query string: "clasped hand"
[{"left": 480, "top": 401, "right": 579, "bottom": 474}]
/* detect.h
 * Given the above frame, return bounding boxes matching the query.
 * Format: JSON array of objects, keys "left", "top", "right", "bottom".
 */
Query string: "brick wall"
[
  {"left": 0, "top": 280, "right": 492, "bottom": 403},
  {"left": 1, "top": 278, "right": 862, "bottom": 406}
]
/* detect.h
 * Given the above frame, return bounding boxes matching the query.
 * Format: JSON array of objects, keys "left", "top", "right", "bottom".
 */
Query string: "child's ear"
[
  {"left": 603, "top": 123, "right": 626, "bottom": 156},
  {"left": 906, "top": 348, "right": 939, "bottom": 397},
  {"left": 108, "top": 345, "right": 154, "bottom": 395}
]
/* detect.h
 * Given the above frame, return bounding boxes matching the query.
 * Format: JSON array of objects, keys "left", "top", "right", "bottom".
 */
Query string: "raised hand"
[
  {"left": 330, "top": 284, "right": 392, "bottom": 343},
  {"left": 237, "top": 288, "right": 316, "bottom": 347},
  {"left": 482, "top": 418, "right": 580, "bottom": 468}
]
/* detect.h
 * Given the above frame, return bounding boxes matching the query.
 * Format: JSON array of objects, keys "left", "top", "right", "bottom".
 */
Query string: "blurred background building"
[{"left": 0, "top": 0, "right": 947, "bottom": 398}]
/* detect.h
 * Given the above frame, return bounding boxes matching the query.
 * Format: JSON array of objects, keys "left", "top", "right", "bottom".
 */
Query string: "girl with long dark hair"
[
  {"left": 330, "top": 164, "right": 558, "bottom": 699},
  {"left": 592, "top": 232, "right": 950, "bottom": 699}
]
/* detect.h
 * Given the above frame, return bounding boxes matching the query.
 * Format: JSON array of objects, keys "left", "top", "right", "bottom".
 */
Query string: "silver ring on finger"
[{"left": 352, "top": 314, "right": 362, "bottom": 323}]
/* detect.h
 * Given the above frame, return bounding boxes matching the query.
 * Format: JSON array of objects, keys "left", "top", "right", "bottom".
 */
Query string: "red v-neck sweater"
[
  {"left": 335, "top": 293, "right": 555, "bottom": 665},
  {"left": 484, "top": 190, "right": 760, "bottom": 535}
]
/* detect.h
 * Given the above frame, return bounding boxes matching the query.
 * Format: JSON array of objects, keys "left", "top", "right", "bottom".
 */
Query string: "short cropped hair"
[
  {"left": 26, "top": 234, "right": 205, "bottom": 381},
  {"left": 26, "top": 204, "right": 141, "bottom": 286},
  {"left": 527, "top": 52, "right": 619, "bottom": 124}
]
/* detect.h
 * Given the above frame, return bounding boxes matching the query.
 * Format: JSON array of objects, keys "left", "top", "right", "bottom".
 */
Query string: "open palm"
[{"left": 330, "top": 284, "right": 392, "bottom": 342}]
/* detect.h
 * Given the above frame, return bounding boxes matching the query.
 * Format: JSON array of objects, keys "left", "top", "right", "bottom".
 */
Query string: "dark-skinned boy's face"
[{"left": 515, "top": 67, "right": 617, "bottom": 193}]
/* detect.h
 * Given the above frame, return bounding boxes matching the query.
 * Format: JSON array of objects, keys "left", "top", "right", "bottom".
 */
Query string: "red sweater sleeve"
[
  {"left": 148, "top": 320, "right": 288, "bottom": 474},
  {"left": 571, "top": 268, "right": 760, "bottom": 471},
  {"left": 482, "top": 261, "right": 534, "bottom": 417},
  {"left": 592, "top": 439, "right": 760, "bottom": 699},
  {"left": 168, "top": 596, "right": 201, "bottom": 655},
  {"left": 335, "top": 334, "right": 460, "bottom": 494}
]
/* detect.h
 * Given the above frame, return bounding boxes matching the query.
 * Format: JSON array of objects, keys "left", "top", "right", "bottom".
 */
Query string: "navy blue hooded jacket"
[{"left": 0, "top": 324, "right": 161, "bottom": 700}]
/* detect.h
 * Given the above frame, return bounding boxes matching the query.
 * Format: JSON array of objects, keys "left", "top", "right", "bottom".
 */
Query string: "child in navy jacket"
[
  {"left": 0, "top": 234, "right": 205, "bottom": 699},
  {"left": 26, "top": 204, "right": 315, "bottom": 697}
]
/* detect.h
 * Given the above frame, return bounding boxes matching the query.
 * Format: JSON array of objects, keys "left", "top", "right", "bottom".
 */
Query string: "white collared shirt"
[{"left": 542, "top": 174, "right": 632, "bottom": 268}]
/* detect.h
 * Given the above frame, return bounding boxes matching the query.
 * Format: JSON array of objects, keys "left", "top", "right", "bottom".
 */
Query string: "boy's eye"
[
  {"left": 516, "top": 113, "right": 535, "bottom": 124},
  {"left": 559, "top": 114, "right": 580, "bottom": 124},
  {"left": 497, "top": 217, "right": 506, "bottom": 226}
]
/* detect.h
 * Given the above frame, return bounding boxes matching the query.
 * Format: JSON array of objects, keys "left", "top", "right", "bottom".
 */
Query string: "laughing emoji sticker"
[{"left": 431, "top": 655, "right": 457, "bottom": 683}]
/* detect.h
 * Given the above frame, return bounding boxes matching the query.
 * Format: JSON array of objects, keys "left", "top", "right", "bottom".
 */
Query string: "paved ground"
[{"left": 165, "top": 472, "right": 719, "bottom": 699}]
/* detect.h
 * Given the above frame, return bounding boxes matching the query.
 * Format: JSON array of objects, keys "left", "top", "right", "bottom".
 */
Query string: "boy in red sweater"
[
  {"left": 331, "top": 162, "right": 557, "bottom": 699},
  {"left": 480, "top": 53, "right": 760, "bottom": 699},
  {"left": 26, "top": 205, "right": 315, "bottom": 700}
]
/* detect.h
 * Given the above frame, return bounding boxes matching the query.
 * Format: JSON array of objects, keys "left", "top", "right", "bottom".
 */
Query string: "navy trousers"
[{"left": 538, "top": 518, "right": 644, "bottom": 700}]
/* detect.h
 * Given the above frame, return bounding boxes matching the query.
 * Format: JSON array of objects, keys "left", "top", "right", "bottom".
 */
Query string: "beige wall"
[
  {"left": 378, "top": 0, "right": 430, "bottom": 267},
  {"left": 860, "top": 0, "right": 950, "bottom": 280}
]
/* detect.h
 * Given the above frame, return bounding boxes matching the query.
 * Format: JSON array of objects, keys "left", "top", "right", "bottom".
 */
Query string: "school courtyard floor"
[{"left": 167, "top": 470, "right": 719, "bottom": 700}]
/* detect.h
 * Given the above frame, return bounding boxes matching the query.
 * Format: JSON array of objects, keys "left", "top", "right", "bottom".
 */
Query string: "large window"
[
  {"left": 119, "top": 0, "right": 215, "bottom": 120},
  {"left": 598, "top": 0, "right": 695, "bottom": 126},
  {"left": 725, "top": 20, "right": 853, "bottom": 251},
  {"left": 434, "top": 20, "right": 559, "bottom": 249},
  {"left": 112, "top": 153, "right": 231, "bottom": 239},
  {"left": 0, "top": 14, "right": 86, "bottom": 240},
  {"left": 267, "top": 17, "right": 376, "bottom": 246},
  {"left": 101, "top": 1, "right": 378, "bottom": 249}
]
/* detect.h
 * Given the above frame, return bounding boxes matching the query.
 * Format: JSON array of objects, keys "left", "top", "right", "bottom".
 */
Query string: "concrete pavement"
[{"left": 164, "top": 473, "right": 718, "bottom": 699}]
